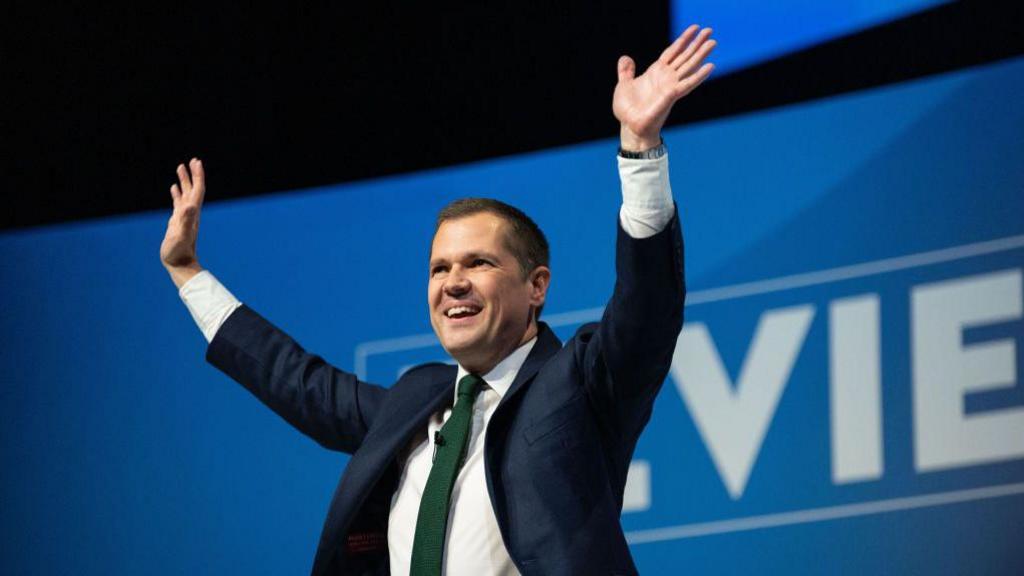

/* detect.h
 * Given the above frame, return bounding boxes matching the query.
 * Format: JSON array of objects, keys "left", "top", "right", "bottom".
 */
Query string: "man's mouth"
[{"left": 445, "top": 305, "right": 482, "bottom": 319}]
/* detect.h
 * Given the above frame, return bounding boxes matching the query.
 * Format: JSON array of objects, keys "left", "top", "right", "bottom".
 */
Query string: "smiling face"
[{"left": 428, "top": 212, "right": 550, "bottom": 374}]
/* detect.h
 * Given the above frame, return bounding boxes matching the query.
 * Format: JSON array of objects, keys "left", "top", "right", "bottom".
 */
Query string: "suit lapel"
[
  {"left": 497, "top": 322, "right": 563, "bottom": 412},
  {"left": 314, "top": 366, "right": 456, "bottom": 575},
  {"left": 314, "top": 326, "right": 562, "bottom": 575}
]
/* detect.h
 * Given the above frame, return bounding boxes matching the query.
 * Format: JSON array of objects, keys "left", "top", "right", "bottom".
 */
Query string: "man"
[{"left": 161, "top": 25, "right": 715, "bottom": 576}]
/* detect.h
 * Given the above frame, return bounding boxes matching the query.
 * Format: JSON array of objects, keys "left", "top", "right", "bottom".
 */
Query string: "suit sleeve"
[
  {"left": 205, "top": 304, "right": 389, "bottom": 454},
  {"left": 578, "top": 204, "right": 685, "bottom": 443}
]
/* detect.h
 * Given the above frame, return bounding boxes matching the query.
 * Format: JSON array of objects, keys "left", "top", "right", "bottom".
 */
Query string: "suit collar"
[
  {"left": 338, "top": 321, "right": 561, "bottom": 484},
  {"left": 455, "top": 335, "right": 538, "bottom": 400},
  {"left": 378, "top": 321, "right": 561, "bottom": 430}
]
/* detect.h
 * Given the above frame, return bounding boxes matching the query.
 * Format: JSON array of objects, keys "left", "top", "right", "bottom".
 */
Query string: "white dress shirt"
[
  {"left": 177, "top": 152, "right": 674, "bottom": 575},
  {"left": 388, "top": 339, "right": 536, "bottom": 575}
]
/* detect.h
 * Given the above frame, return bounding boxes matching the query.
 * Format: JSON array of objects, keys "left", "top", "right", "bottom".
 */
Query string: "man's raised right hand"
[{"left": 160, "top": 158, "right": 206, "bottom": 288}]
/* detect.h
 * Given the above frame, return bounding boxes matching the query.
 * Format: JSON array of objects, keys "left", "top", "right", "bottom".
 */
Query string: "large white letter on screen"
[
  {"left": 671, "top": 305, "right": 815, "bottom": 499},
  {"left": 912, "top": 268, "right": 1024, "bottom": 472},
  {"left": 830, "top": 294, "right": 884, "bottom": 484}
]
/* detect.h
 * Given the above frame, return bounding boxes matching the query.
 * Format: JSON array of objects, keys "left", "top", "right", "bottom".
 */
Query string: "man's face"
[{"left": 428, "top": 212, "right": 549, "bottom": 374}]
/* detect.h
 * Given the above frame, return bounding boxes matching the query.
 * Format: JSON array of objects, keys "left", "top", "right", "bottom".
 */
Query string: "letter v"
[{"left": 670, "top": 305, "right": 815, "bottom": 499}]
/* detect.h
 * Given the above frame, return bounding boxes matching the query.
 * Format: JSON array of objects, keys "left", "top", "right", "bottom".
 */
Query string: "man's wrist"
[
  {"left": 619, "top": 125, "right": 663, "bottom": 153},
  {"left": 165, "top": 262, "right": 204, "bottom": 290}
]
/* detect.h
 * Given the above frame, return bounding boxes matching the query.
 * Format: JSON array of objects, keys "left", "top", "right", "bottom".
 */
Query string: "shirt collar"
[{"left": 455, "top": 336, "right": 538, "bottom": 400}]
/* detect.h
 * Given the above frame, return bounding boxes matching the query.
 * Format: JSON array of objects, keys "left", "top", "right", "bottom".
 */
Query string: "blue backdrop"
[
  {"left": 670, "top": 0, "right": 951, "bottom": 73},
  {"left": 3, "top": 56, "right": 1022, "bottom": 574}
]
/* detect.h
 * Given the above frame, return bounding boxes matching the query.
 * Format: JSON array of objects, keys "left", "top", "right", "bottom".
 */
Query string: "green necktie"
[{"left": 409, "top": 373, "right": 485, "bottom": 576}]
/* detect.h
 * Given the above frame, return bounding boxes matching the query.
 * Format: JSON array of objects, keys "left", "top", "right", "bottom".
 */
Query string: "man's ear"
[{"left": 528, "top": 266, "right": 551, "bottom": 308}]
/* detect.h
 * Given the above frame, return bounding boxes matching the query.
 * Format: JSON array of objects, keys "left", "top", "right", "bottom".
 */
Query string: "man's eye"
[
  {"left": 472, "top": 259, "right": 491, "bottom": 267},
  {"left": 431, "top": 266, "right": 447, "bottom": 276}
]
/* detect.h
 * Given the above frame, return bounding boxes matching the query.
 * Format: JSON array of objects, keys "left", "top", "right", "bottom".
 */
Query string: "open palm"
[
  {"left": 160, "top": 158, "right": 205, "bottom": 272},
  {"left": 613, "top": 25, "right": 716, "bottom": 148}
]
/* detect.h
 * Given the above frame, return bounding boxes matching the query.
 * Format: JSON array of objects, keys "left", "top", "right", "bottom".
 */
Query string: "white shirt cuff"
[
  {"left": 617, "top": 153, "right": 674, "bottom": 239},
  {"left": 178, "top": 270, "right": 243, "bottom": 343}
]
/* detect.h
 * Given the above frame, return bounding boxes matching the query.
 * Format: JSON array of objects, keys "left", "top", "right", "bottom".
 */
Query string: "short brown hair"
[{"left": 435, "top": 198, "right": 550, "bottom": 317}]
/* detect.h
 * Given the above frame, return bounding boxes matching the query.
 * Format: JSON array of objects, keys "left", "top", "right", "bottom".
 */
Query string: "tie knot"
[{"left": 457, "top": 374, "right": 484, "bottom": 399}]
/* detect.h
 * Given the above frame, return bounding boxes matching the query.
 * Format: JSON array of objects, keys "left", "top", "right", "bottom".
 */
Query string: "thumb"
[{"left": 617, "top": 55, "right": 635, "bottom": 82}]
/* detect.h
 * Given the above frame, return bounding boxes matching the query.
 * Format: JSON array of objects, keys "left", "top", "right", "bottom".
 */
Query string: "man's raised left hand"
[{"left": 613, "top": 25, "right": 716, "bottom": 151}]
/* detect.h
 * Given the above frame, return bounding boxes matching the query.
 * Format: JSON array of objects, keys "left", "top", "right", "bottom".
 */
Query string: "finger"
[
  {"left": 677, "top": 63, "right": 715, "bottom": 98},
  {"left": 671, "top": 27, "right": 713, "bottom": 70},
  {"left": 671, "top": 27, "right": 712, "bottom": 70},
  {"left": 176, "top": 163, "right": 193, "bottom": 196},
  {"left": 189, "top": 158, "right": 205, "bottom": 204},
  {"left": 617, "top": 55, "right": 636, "bottom": 82},
  {"left": 677, "top": 39, "right": 717, "bottom": 80},
  {"left": 660, "top": 24, "right": 699, "bottom": 64},
  {"left": 170, "top": 183, "right": 182, "bottom": 207}
]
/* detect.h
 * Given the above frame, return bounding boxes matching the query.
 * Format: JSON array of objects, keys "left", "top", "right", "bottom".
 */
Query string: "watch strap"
[{"left": 618, "top": 140, "right": 667, "bottom": 160}]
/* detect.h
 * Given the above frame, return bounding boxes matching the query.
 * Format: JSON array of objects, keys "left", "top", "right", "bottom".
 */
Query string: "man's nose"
[{"left": 444, "top": 268, "right": 471, "bottom": 296}]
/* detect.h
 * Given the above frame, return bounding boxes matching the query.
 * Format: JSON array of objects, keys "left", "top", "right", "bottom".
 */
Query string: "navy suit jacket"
[{"left": 206, "top": 208, "right": 685, "bottom": 575}]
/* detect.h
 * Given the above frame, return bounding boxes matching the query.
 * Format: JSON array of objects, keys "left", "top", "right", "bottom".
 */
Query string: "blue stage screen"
[
  {"left": 2, "top": 55, "right": 1022, "bottom": 574},
  {"left": 671, "top": 0, "right": 951, "bottom": 74}
]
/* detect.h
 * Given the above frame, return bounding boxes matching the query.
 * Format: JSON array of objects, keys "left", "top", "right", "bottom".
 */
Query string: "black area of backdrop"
[{"left": 5, "top": 1, "right": 1023, "bottom": 231}]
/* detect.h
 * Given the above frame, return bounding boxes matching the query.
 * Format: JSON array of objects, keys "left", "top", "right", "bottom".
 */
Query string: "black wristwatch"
[{"left": 618, "top": 139, "right": 667, "bottom": 160}]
